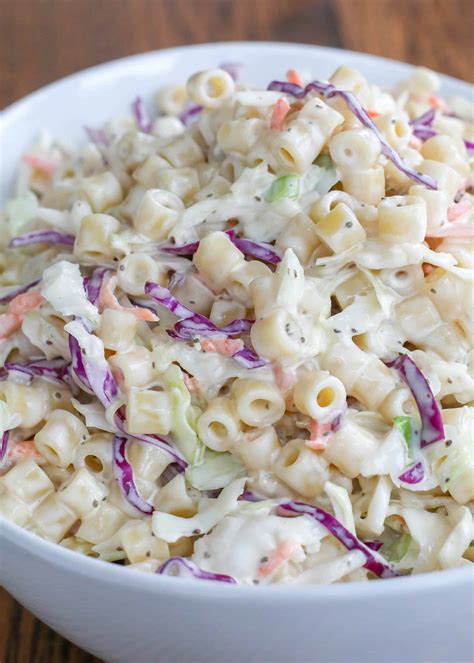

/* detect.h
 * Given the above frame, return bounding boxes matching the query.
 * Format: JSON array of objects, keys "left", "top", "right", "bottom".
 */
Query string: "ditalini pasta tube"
[{"left": 293, "top": 370, "right": 346, "bottom": 422}]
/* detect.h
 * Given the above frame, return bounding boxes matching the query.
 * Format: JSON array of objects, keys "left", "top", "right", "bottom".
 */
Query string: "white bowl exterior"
[
  {"left": 1, "top": 43, "right": 473, "bottom": 663},
  {"left": 2, "top": 518, "right": 473, "bottom": 663}
]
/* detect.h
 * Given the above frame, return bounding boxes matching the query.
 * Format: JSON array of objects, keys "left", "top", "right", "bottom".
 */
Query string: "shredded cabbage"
[
  {"left": 42, "top": 261, "right": 99, "bottom": 326},
  {"left": 152, "top": 477, "right": 246, "bottom": 542},
  {"left": 186, "top": 450, "right": 246, "bottom": 490},
  {"left": 162, "top": 364, "right": 204, "bottom": 464}
]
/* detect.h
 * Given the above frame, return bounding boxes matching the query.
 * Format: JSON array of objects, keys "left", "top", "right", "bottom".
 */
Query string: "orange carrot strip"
[
  {"left": 426, "top": 224, "right": 474, "bottom": 238},
  {"left": 367, "top": 110, "right": 381, "bottom": 118},
  {"left": 287, "top": 69, "right": 303, "bottom": 86},
  {"left": 8, "top": 291, "right": 44, "bottom": 317},
  {"left": 306, "top": 419, "right": 332, "bottom": 450},
  {"left": 271, "top": 98, "right": 291, "bottom": 130},
  {"left": 0, "top": 313, "right": 22, "bottom": 340},
  {"left": 422, "top": 263, "right": 436, "bottom": 276},
  {"left": 447, "top": 200, "right": 472, "bottom": 223},
  {"left": 200, "top": 337, "right": 244, "bottom": 357},
  {"left": 258, "top": 541, "right": 297, "bottom": 578},
  {"left": 8, "top": 440, "right": 41, "bottom": 461},
  {"left": 408, "top": 136, "right": 423, "bottom": 150},
  {"left": 22, "top": 154, "right": 60, "bottom": 176},
  {"left": 99, "top": 275, "right": 158, "bottom": 321},
  {"left": 427, "top": 95, "right": 449, "bottom": 112}
]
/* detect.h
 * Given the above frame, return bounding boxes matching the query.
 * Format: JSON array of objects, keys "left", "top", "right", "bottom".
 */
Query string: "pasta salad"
[{"left": 0, "top": 63, "right": 473, "bottom": 586}]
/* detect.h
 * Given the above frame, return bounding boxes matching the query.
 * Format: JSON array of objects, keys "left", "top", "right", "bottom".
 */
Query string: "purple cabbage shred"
[
  {"left": 132, "top": 96, "right": 152, "bottom": 133},
  {"left": 156, "top": 556, "right": 237, "bottom": 583},
  {"left": 113, "top": 436, "right": 154, "bottom": 515},
  {"left": 277, "top": 500, "right": 398, "bottom": 579},
  {"left": 267, "top": 79, "right": 438, "bottom": 189},
  {"left": 385, "top": 354, "right": 444, "bottom": 448},
  {"left": 398, "top": 461, "right": 425, "bottom": 484},
  {"left": 0, "top": 279, "right": 41, "bottom": 305},
  {"left": 9, "top": 231, "right": 75, "bottom": 248}
]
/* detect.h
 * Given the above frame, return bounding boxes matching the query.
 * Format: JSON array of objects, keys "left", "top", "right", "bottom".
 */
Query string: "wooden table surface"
[{"left": 0, "top": 0, "right": 472, "bottom": 661}]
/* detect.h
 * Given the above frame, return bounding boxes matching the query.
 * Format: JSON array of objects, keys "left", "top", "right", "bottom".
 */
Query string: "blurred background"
[
  {"left": 1, "top": 0, "right": 473, "bottom": 109},
  {"left": 0, "top": 0, "right": 472, "bottom": 661}
]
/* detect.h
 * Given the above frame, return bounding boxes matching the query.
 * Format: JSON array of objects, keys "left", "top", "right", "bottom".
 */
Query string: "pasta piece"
[
  {"left": 126, "top": 389, "right": 172, "bottom": 436},
  {"left": 34, "top": 494, "right": 77, "bottom": 543},
  {"left": 377, "top": 195, "right": 427, "bottom": 244},
  {"left": 80, "top": 172, "right": 123, "bottom": 212},
  {"left": 56, "top": 467, "right": 108, "bottom": 518},
  {"left": 133, "top": 189, "right": 184, "bottom": 240},
  {"left": 34, "top": 409, "right": 89, "bottom": 468},
  {"left": 2, "top": 459, "right": 54, "bottom": 506},
  {"left": 197, "top": 397, "right": 242, "bottom": 452},
  {"left": 187, "top": 69, "right": 235, "bottom": 109},
  {"left": 231, "top": 378, "right": 286, "bottom": 427},
  {"left": 293, "top": 370, "right": 346, "bottom": 423},
  {"left": 273, "top": 439, "right": 329, "bottom": 498}
]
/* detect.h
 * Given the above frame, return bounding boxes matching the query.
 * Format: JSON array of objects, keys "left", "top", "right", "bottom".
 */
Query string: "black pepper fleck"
[
  {"left": 192, "top": 528, "right": 201, "bottom": 535},
  {"left": 146, "top": 551, "right": 151, "bottom": 558},
  {"left": 445, "top": 439, "right": 452, "bottom": 447},
  {"left": 260, "top": 556, "right": 269, "bottom": 563},
  {"left": 333, "top": 328, "right": 341, "bottom": 334},
  {"left": 46, "top": 340, "right": 53, "bottom": 345},
  {"left": 345, "top": 221, "right": 353, "bottom": 228},
  {"left": 119, "top": 264, "right": 125, "bottom": 271},
  {"left": 430, "top": 288, "right": 436, "bottom": 293},
  {"left": 203, "top": 552, "right": 211, "bottom": 559},
  {"left": 93, "top": 500, "right": 99, "bottom": 508}
]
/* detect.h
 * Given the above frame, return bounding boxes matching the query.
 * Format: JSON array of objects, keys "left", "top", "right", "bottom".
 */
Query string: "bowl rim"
[
  {"left": 2, "top": 515, "right": 472, "bottom": 598},
  {"left": 0, "top": 41, "right": 472, "bottom": 598}
]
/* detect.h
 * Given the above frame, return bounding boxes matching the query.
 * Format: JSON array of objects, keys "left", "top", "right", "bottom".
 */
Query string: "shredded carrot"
[
  {"left": 200, "top": 337, "right": 244, "bottom": 357},
  {"left": 287, "top": 69, "right": 303, "bottom": 86},
  {"left": 408, "top": 136, "right": 423, "bottom": 150},
  {"left": 422, "top": 263, "right": 436, "bottom": 276},
  {"left": 98, "top": 275, "right": 158, "bottom": 321},
  {"left": 0, "top": 313, "right": 22, "bottom": 341},
  {"left": 271, "top": 98, "right": 291, "bottom": 131},
  {"left": 447, "top": 200, "right": 472, "bottom": 223},
  {"left": 258, "top": 541, "right": 297, "bottom": 578},
  {"left": 367, "top": 110, "right": 381, "bottom": 119},
  {"left": 306, "top": 419, "right": 332, "bottom": 450},
  {"left": 22, "top": 154, "right": 60, "bottom": 176},
  {"left": 426, "top": 224, "right": 474, "bottom": 239},
  {"left": 0, "top": 290, "right": 44, "bottom": 342},
  {"left": 8, "top": 291, "right": 45, "bottom": 317},
  {"left": 427, "top": 95, "right": 449, "bottom": 112},
  {"left": 8, "top": 440, "right": 41, "bottom": 461}
]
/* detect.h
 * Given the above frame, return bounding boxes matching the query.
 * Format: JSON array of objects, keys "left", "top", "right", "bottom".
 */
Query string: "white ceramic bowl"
[{"left": 1, "top": 43, "right": 473, "bottom": 663}]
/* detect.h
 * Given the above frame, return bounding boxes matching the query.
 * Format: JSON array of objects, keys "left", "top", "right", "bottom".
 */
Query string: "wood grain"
[{"left": 0, "top": 1, "right": 472, "bottom": 661}]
